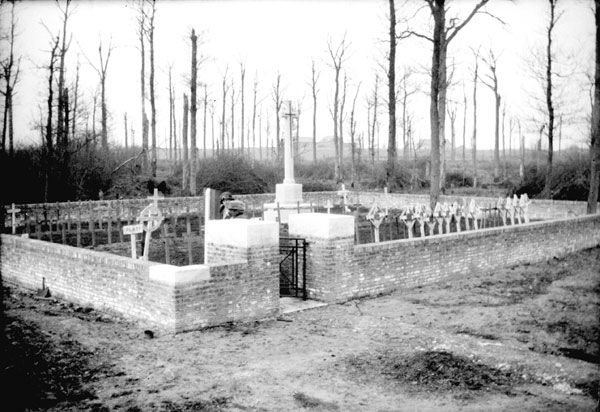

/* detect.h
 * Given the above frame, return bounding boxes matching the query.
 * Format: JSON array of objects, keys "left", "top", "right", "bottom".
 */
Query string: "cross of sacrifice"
[
  {"left": 280, "top": 101, "right": 298, "bottom": 184},
  {"left": 8, "top": 203, "right": 21, "bottom": 235},
  {"left": 337, "top": 184, "right": 351, "bottom": 213}
]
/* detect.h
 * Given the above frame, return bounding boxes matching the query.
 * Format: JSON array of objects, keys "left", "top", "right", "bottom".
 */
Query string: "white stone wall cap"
[
  {"left": 149, "top": 264, "right": 211, "bottom": 285},
  {"left": 288, "top": 213, "right": 354, "bottom": 239},
  {"left": 206, "top": 219, "right": 279, "bottom": 248}
]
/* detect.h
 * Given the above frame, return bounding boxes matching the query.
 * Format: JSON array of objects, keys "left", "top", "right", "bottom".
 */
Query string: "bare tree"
[
  {"left": 43, "top": 36, "right": 60, "bottom": 202},
  {"left": 147, "top": 0, "right": 157, "bottom": 177},
  {"left": 371, "top": 74, "right": 379, "bottom": 168},
  {"left": 136, "top": 0, "right": 149, "bottom": 173},
  {"left": 272, "top": 71, "right": 283, "bottom": 159},
  {"left": 124, "top": 113, "right": 128, "bottom": 148},
  {"left": 327, "top": 34, "right": 349, "bottom": 182},
  {"left": 349, "top": 82, "right": 361, "bottom": 187},
  {"left": 401, "top": 0, "right": 495, "bottom": 208},
  {"left": 182, "top": 93, "right": 189, "bottom": 191},
  {"left": 387, "top": 0, "right": 397, "bottom": 190},
  {"left": 87, "top": 39, "right": 113, "bottom": 151},
  {"left": 502, "top": 103, "right": 506, "bottom": 178},
  {"left": 252, "top": 73, "right": 259, "bottom": 161},
  {"left": 190, "top": 28, "right": 198, "bottom": 195},
  {"left": 240, "top": 61, "right": 246, "bottom": 154},
  {"left": 462, "top": 82, "right": 467, "bottom": 165},
  {"left": 472, "top": 49, "right": 480, "bottom": 188},
  {"left": 541, "top": 0, "right": 560, "bottom": 197},
  {"left": 1, "top": 0, "right": 21, "bottom": 157},
  {"left": 168, "top": 64, "right": 174, "bottom": 160},
  {"left": 447, "top": 102, "right": 457, "bottom": 164},
  {"left": 202, "top": 83, "right": 208, "bottom": 159},
  {"left": 310, "top": 60, "right": 320, "bottom": 163},
  {"left": 339, "top": 72, "right": 348, "bottom": 179},
  {"left": 480, "top": 49, "right": 502, "bottom": 180},
  {"left": 588, "top": 0, "right": 600, "bottom": 213},
  {"left": 56, "top": 0, "right": 72, "bottom": 150},
  {"left": 71, "top": 57, "right": 79, "bottom": 139},
  {"left": 519, "top": 120, "right": 525, "bottom": 180},
  {"left": 220, "top": 67, "right": 230, "bottom": 155},
  {"left": 400, "top": 71, "right": 417, "bottom": 161}
]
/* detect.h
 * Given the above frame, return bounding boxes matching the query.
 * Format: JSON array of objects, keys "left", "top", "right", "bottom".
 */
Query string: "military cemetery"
[{"left": 2, "top": 0, "right": 599, "bottom": 411}]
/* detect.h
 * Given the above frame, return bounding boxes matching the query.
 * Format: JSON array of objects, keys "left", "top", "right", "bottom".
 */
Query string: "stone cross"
[
  {"left": 281, "top": 100, "right": 298, "bottom": 184},
  {"left": 337, "top": 184, "right": 351, "bottom": 213},
  {"left": 8, "top": 203, "right": 21, "bottom": 235}
]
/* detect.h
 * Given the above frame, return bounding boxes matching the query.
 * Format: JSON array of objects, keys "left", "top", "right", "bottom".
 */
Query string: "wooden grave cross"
[
  {"left": 137, "top": 190, "right": 165, "bottom": 260},
  {"left": 8, "top": 203, "right": 21, "bottom": 235},
  {"left": 337, "top": 184, "right": 351, "bottom": 213},
  {"left": 123, "top": 223, "right": 144, "bottom": 259},
  {"left": 325, "top": 199, "right": 333, "bottom": 214},
  {"left": 366, "top": 203, "right": 387, "bottom": 243}
]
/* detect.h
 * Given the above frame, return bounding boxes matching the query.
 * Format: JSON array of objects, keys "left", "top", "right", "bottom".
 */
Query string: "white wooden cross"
[
  {"left": 366, "top": 203, "right": 387, "bottom": 243},
  {"left": 325, "top": 199, "right": 333, "bottom": 214},
  {"left": 337, "top": 184, "right": 351, "bottom": 213},
  {"left": 147, "top": 188, "right": 162, "bottom": 208},
  {"left": 123, "top": 223, "right": 144, "bottom": 259},
  {"left": 8, "top": 203, "right": 21, "bottom": 235}
]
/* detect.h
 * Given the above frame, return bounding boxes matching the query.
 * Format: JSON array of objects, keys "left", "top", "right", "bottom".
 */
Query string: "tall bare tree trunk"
[
  {"left": 272, "top": 72, "right": 283, "bottom": 160},
  {"left": 371, "top": 75, "right": 379, "bottom": 168},
  {"left": 71, "top": 58, "right": 79, "bottom": 139},
  {"left": 56, "top": 0, "right": 71, "bottom": 151},
  {"left": 190, "top": 28, "right": 198, "bottom": 195},
  {"left": 339, "top": 73, "right": 348, "bottom": 180},
  {"left": 350, "top": 83, "right": 361, "bottom": 187},
  {"left": 220, "top": 68, "right": 230, "bottom": 155},
  {"left": 124, "top": 113, "right": 128, "bottom": 148},
  {"left": 472, "top": 53, "right": 479, "bottom": 188},
  {"left": 240, "top": 62, "right": 245, "bottom": 155},
  {"left": 138, "top": 1, "right": 148, "bottom": 173},
  {"left": 311, "top": 60, "right": 319, "bottom": 164},
  {"left": 462, "top": 87, "right": 467, "bottom": 166},
  {"left": 252, "top": 75, "right": 258, "bottom": 161},
  {"left": 148, "top": 0, "right": 157, "bottom": 177},
  {"left": 182, "top": 94, "right": 189, "bottom": 192},
  {"left": 587, "top": 0, "right": 600, "bottom": 214},
  {"left": 386, "top": 0, "right": 397, "bottom": 190},
  {"left": 542, "top": 0, "right": 558, "bottom": 198},
  {"left": 519, "top": 121, "right": 525, "bottom": 181}
]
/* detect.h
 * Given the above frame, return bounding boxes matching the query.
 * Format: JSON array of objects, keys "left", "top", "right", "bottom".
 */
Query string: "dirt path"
[{"left": 2, "top": 248, "right": 599, "bottom": 411}]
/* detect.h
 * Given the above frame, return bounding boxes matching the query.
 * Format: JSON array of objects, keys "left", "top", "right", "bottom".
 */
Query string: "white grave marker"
[
  {"left": 138, "top": 189, "right": 164, "bottom": 260},
  {"left": 366, "top": 203, "right": 387, "bottom": 243},
  {"left": 337, "top": 184, "right": 351, "bottom": 213},
  {"left": 8, "top": 203, "right": 21, "bottom": 235},
  {"left": 123, "top": 223, "right": 144, "bottom": 259}
]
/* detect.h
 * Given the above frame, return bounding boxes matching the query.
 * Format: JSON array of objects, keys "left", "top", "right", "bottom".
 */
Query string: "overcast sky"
[{"left": 1, "top": 0, "right": 595, "bottom": 153}]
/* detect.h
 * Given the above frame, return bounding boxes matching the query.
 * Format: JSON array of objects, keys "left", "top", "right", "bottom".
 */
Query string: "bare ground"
[{"left": 1, "top": 247, "right": 599, "bottom": 412}]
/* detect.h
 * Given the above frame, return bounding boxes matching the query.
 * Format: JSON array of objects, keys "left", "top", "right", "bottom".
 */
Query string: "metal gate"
[{"left": 279, "top": 237, "right": 307, "bottom": 299}]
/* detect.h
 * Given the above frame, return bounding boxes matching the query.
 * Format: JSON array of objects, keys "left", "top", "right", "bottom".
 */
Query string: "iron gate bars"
[{"left": 279, "top": 237, "right": 307, "bottom": 300}]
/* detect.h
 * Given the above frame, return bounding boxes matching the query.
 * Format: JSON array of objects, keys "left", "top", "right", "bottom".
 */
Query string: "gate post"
[
  {"left": 205, "top": 219, "right": 280, "bottom": 320},
  {"left": 288, "top": 213, "right": 354, "bottom": 302}
]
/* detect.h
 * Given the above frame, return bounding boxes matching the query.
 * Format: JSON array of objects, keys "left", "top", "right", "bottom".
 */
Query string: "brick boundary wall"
[
  {"left": 1, "top": 219, "right": 281, "bottom": 333},
  {"left": 289, "top": 213, "right": 600, "bottom": 303}
]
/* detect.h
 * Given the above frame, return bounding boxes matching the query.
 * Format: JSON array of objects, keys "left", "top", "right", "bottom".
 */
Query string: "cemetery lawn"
[{"left": 2, "top": 248, "right": 598, "bottom": 412}]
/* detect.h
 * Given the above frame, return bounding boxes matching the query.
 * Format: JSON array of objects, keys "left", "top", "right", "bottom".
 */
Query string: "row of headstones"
[{"left": 365, "top": 194, "right": 531, "bottom": 241}]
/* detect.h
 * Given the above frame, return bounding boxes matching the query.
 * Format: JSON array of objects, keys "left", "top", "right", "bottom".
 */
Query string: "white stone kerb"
[
  {"left": 206, "top": 219, "right": 279, "bottom": 249},
  {"left": 288, "top": 213, "right": 354, "bottom": 239}
]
